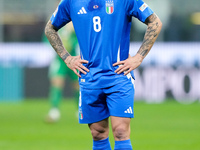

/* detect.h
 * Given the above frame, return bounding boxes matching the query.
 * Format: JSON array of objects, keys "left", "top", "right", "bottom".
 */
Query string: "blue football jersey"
[{"left": 50, "top": 0, "right": 153, "bottom": 89}]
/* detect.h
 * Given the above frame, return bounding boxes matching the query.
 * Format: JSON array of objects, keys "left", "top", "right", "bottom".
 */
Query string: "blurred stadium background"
[{"left": 0, "top": 0, "right": 200, "bottom": 150}]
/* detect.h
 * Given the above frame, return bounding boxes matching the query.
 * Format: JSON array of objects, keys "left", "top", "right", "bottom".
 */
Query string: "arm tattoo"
[
  {"left": 145, "top": 13, "right": 157, "bottom": 24},
  {"left": 45, "top": 20, "right": 70, "bottom": 61},
  {"left": 140, "top": 49, "right": 148, "bottom": 56},
  {"left": 137, "top": 13, "right": 161, "bottom": 57}
]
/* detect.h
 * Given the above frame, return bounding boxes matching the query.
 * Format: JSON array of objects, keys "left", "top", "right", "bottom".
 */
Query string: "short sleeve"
[
  {"left": 50, "top": 0, "right": 71, "bottom": 30},
  {"left": 125, "top": 0, "right": 154, "bottom": 22}
]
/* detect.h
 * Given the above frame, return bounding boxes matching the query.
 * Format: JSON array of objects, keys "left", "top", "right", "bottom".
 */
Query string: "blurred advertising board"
[
  {"left": 130, "top": 42, "right": 200, "bottom": 104},
  {"left": 0, "top": 42, "right": 199, "bottom": 103},
  {"left": 0, "top": 43, "right": 54, "bottom": 101},
  {"left": 0, "top": 43, "right": 55, "bottom": 68}
]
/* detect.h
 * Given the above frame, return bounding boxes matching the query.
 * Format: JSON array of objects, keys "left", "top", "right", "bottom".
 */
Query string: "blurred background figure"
[{"left": 43, "top": 22, "right": 79, "bottom": 123}]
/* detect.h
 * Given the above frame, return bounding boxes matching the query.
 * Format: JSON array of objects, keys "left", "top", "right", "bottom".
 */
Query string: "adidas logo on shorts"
[{"left": 124, "top": 107, "right": 133, "bottom": 114}]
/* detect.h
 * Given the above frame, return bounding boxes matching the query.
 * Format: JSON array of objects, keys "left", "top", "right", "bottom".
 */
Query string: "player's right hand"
[{"left": 65, "top": 55, "right": 89, "bottom": 77}]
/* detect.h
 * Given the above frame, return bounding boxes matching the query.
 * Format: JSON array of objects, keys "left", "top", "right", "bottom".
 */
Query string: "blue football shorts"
[{"left": 78, "top": 78, "right": 135, "bottom": 124}]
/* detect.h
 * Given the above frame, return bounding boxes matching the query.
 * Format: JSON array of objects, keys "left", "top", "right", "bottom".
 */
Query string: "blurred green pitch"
[{"left": 0, "top": 99, "right": 199, "bottom": 150}]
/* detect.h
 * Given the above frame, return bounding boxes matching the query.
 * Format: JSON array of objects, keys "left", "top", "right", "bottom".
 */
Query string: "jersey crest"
[{"left": 106, "top": 1, "right": 114, "bottom": 14}]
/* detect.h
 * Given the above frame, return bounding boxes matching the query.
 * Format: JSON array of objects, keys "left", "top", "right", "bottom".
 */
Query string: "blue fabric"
[
  {"left": 79, "top": 78, "right": 134, "bottom": 124},
  {"left": 93, "top": 137, "right": 112, "bottom": 150},
  {"left": 114, "top": 139, "right": 132, "bottom": 150},
  {"left": 50, "top": 0, "right": 153, "bottom": 89}
]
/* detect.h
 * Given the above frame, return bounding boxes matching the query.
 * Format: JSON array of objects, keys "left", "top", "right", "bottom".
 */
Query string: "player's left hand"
[{"left": 113, "top": 54, "right": 143, "bottom": 75}]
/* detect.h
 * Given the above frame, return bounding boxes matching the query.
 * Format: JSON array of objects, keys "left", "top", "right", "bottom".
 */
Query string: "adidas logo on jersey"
[
  {"left": 124, "top": 107, "right": 133, "bottom": 114},
  {"left": 77, "top": 7, "right": 87, "bottom": 14}
]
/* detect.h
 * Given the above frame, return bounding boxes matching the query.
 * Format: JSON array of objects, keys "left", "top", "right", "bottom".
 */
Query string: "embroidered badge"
[{"left": 106, "top": 1, "right": 114, "bottom": 14}]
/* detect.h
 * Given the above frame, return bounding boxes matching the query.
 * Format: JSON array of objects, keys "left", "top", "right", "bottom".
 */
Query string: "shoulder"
[
  {"left": 57, "top": 0, "right": 72, "bottom": 12},
  {"left": 121, "top": 0, "right": 136, "bottom": 13},
  {"left": 122, "top": 0, "right": 137, "bottom": 9},
  {"left": 123, "top": 0, "right": 145, "bottom": 6},
  {"left": 123, "top": 0, "right": 136, "bottom": 4},
  {"left": 60, "top": 0, "right": 70, "bottom": 3},
  {"left": 59, "top": 0, "right": 72, "bottom": 7}
]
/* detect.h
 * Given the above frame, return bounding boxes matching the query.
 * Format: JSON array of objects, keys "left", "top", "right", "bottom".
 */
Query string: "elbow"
[
  {"left": 158, "top": 18, "right": 163, "bottom": 31},
  {"left": 44, "top": 23, "right": 49, "bottom": 37},
  {"left": 44, "top": 22, "right": 50, "bottom": 36},
  {"left": 160, "top": 21, "right": 163, "bottom": 30},
  {"left": 44, "top": 26, "right": 47, "bottom": 37},
  {"left": 44, "top": 20, "right": 55, "bottom": 37}
]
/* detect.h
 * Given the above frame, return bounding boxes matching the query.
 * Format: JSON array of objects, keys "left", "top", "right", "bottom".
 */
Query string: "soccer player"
[
  {"left": 44, "top": 23, "right": 79, "bottom": 123},
  {"left": 45, "top": 0, "right": 162, "bottom": 149}
]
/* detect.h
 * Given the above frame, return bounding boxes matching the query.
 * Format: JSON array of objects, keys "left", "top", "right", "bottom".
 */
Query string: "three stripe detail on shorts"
[{"left": 124, "top": 107, "right": 133, "bottom": 114}]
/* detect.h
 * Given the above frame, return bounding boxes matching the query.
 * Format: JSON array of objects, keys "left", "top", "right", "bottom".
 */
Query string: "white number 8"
[{"left": 93, "top": 16, "right": 101, "bottom": 32}]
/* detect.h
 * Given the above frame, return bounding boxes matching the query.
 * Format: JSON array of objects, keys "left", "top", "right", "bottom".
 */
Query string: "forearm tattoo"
[
  {"left": 45, "top": 20, "right": 70, "bottom": 61},
  {"left": 137, "top": 13, "right": 161, "bottom": 57}
]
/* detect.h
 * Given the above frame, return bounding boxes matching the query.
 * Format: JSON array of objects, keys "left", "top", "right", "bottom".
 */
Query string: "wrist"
[
  {"left": 65, "top": 55, "right": 72, "bottom": 64},
  {"left": 135, "top": 53, "right": 144, "bottom": 63}
]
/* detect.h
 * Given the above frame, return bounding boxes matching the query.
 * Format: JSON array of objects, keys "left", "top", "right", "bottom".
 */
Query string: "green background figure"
[{"left": 44, "top": 23, "right": 79, "bottom": 123}]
